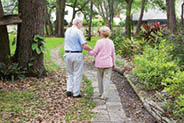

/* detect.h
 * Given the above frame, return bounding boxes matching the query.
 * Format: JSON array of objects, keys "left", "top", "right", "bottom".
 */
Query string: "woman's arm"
[{"left": 88, "top": 40, "right": 101, "bottom": 56}]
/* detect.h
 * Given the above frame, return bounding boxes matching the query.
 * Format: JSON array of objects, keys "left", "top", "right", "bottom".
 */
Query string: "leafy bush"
[
  {"left": 162, "top": 71, "right": 184, "bottom": 119},
  {"left": 110, "top": 28, "right": 143, "bottom": 58},
  {"left": 133, "top": 41, "right": 180, "bottom": 90},
  {"left": 119, "top": 21, "right": 125, "bottom": 26},
  {"left": 141, "top": 22, "right": 167, "bottom": 48},
  {"left": 82, "top": 19, "right": 105, "bottom": 27},
  {"left": 92, "top": 19, "right": 105, "bottom": 26},
  {"left": 166, "top": 32, "right": 184, "bottom": 70},
  {"left": 82, "top": 20, "right": 88, "bottom": 26},
  {"left": 174, "top": 94, "right": 184, "bottom": 119},
  {"left": 0, "top": 62, "right": 26, "bottom": 82},
  {"left": 110, "top": 28, "right": 125, "bottom": 52},
  {"left": 118, "top": 38, "right": 143, "bottom": 58}
]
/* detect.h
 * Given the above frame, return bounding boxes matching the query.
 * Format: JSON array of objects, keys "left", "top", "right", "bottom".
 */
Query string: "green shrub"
[
  {"left": 92, "top": 19, "right": 105, "bottom": 26},
  {"left": 162, "top": 71, "right": 184, "bottom": 119},
  {"left": 119, "top": 21, "right": 125, "bottom": 26},
  {"left": 174, "top": 94, "right": 184, "bottom": 119},
  {"left": 118, "top": 38, "right": 143, "bottom": 58},
  {"left": 133, "top": 41, "right": 180, "bottom": 89},
  {"left": 166, "top": 32, "right": 184, "bottom": 70},
  {"left": 110, "top": 28, "right": 125, "bottom": 52},
  {"left": 110, "top": 28, "right": 143, "bottom": 58},
  {"left": 0, "top": 61, "right": 26, "bottom": 82},
  {"left": 82, "top": 20, "right": 88, "bottom": 26},
  {"left": 141, "top": 22, "right": 167, "bottom": 48}
]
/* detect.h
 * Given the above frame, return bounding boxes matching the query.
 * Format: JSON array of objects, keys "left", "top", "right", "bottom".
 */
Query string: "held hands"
[
  {"left": 87, "top": 46, "right": 92, "bottom": 51},
  {"left": 82, "top": 44, "right": 92, "bottom": 51}
]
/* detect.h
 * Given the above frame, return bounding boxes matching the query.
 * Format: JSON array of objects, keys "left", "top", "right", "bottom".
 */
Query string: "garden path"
[{"left": 50, "top": 45, "right": 132, "bottom": 122}]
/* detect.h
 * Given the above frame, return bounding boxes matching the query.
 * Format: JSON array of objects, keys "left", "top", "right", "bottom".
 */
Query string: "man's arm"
[{"left": 82, "top": 44, "right": 92, "bottom": 51}]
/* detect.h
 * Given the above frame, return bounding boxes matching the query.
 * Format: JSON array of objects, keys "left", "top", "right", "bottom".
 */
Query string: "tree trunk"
[
  {"left": 166, "top": 0, "right": 177, "bottom": 33},
  {"left": 55, "top": 0, "right": 65, "bottom": 37},
  {"left": 16, "top": 0, "right": 46, "bottom": 77},
  {"left": 0, "top": 0, "right": 10, "bottom": 64},
  {"left": 87, "top": 1, "right": 93, "bottom": 41},
  {"left": 181, "top": 3, "right": 184, "bottom": 26},
  {"left": 109, "top": 0, "right": 114, "bottom": 31},
  {"left": 125, "top": 0, "right": 133, "bottom": 39},
  {"left": 166, "top": 0, "right": 170, "bottom": 28},
  {"left": 71, "top": 0, "right": 77, "bottom": 23},
  {"left": 60, "top": 0, "right": 65, "bottom": 37},
  {"left": 136, "top": 0, "right": 146, "bottom": 34},
  {"left": 56, "top": 0, "right": 61, "bottom": 37},
  {"left": 45, "top": 6, "right": 54, "bottom": 36},
  {"left": 45, "top": 21, "right": 49, "bottom": 36}
]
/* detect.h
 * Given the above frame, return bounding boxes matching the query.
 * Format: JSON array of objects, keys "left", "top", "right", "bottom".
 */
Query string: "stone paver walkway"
[
  {"left": 51, "top": 45, "right": 132, "bottom": 123},
  {"left": 84, "top": 63, "right": 131, "bottom": 123}
]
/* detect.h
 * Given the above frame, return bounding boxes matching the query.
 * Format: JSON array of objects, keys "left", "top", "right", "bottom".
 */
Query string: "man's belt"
[{"left": 65, "top": 50, "right": 82, "bottom": 53}]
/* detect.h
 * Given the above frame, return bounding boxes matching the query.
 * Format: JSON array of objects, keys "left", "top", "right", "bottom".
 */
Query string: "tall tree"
[
  {"left": 0, "top": 0, "right": 11, "bottom": 65},
  {"left": 55, "top": 0, "right": 65, "bottom": 37},
  {"left": 87, "top": 1, "right": 93, "bottom": 41},
  {"left": 181, "top": 2, "right": 184, "bottom": 26},
  {"left": 109, "top": 0, "right": 114, "bottom": 30},
  {"left": 94, "top": 0, "right": 120, "bottom": 25},
  {"left": 166, "top": 0, "right": 177, "bottom": 33},
  {"left": 67, "top": 0, "right": 90, "bottom": 23},
  {"left": 15, "top": 0, "right": 46, "bottom": 77},
  {"left": 136, "top": 0, "right": 146, "bottom": 34},
  {"left": 45, "top": 4, "right": 54, "bottom": 35},
  {"left": 125, "top": 0, "right": 133, "bottom": 39}
]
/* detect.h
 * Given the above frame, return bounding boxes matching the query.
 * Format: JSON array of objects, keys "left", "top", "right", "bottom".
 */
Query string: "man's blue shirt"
[{"left": 64, "top": 25, "right": 86, "bottom": 51}]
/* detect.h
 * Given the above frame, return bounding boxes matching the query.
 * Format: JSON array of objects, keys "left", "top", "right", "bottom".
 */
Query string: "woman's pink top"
[{"left": 88, "top": 38, "right": 116, "bottom": 68}]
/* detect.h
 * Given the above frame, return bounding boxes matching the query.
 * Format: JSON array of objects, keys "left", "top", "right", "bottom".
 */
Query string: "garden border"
[{"left": 114, "top": 67, "right": 177, "bottom": 123}]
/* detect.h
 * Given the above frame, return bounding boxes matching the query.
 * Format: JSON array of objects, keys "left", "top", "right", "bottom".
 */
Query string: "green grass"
[
  {"left": 9, "top": 34, "right": 16, "bottom": 56},
  {"left": 8, "top": 35, "right": 64, "bottom": 71},
  {"left": 44, "top": 37, "right": 64, "bottom": 71},
  {"left": 0, "top": 89, "right": 39, "bottom": 122}
]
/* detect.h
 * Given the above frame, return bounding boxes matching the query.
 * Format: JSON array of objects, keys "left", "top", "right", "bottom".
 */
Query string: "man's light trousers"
[{"left": 64, "top": 53, "right": 83, "bottom": 96}]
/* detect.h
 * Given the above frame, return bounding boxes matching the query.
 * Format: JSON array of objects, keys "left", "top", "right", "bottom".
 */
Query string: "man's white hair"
[{"left": 72, "top": 18, "right": 82, "bottom": 26}]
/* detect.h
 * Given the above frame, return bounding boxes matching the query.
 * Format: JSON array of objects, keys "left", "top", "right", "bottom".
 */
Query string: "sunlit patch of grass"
[
  {"left": 9, "top": 34, "right": 16, "bottom": 56},
  {"left": 44, "top": 37, "right": 64, "bottom": 71}
]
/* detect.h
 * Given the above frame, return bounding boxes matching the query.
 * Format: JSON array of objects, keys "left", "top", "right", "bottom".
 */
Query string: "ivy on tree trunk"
[{"left": 15, "top": 0, "right": 46, "bottom": 77}]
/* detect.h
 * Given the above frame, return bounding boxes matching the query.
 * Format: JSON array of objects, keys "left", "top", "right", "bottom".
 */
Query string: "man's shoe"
[
  {"left": 73, "top": 94, "right": 82, "bottom": 98},
  {"left": 66, "top": 91, "right": 72, "bottom": 97}
]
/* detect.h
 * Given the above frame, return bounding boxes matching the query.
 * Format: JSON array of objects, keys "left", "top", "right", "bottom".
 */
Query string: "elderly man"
[{"left": 64, "top": 18, "right": 92, "bottom": 98}]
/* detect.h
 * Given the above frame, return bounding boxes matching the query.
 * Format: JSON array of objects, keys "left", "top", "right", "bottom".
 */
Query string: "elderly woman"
[
  {"left": 88, "top": 26, "right": 116, "bottom": 101},
  {"left": 64, "top": 18, "right": 92, "bottom": 98}
]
